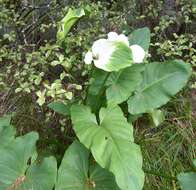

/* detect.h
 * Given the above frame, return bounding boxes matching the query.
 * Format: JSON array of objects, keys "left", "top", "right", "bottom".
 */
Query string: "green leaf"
[
  {"left": 86, "top": 69, "right": 109, "bottom": 113},
  {"left": 0, "top": 125, "right": 16, "bottom": 149},
  {"left": 0, "top": 115, "right": 15, "bottom": 149},
  {"left": 0, "top": 132, "right": 38, "bottom": 189},
  {"left": 48, "top": 102, "right": 70, "bottom": 116},
  {"left": 21, "top": 157, "right": 57, "bottom": 190},
  {"left": 149, "top": 109, "right": 165, "bottom": 127},
  {"left": 105, "top": 42, "right": 133, "bottom": 72},
  {"left": 178, "top": 172, "right": 196, "bottom": 190},
  {"left": 71, "top": 105, "right": 144, "bottom": 190},
  {"left": 193, "top": 159, "right": 196, "bottom": 168},
  {"left": 56, "top": 141, "right": 120, "bottom": 190},
  {"left": 0, "top": 115, "right": 11, "bottom": 127},
  {"left": 129, "top": 27, "right": 151, "bottom": 51},
  {"left": 57, "top": 8, "right": 85, "bottom": 45},
  {"left": 36, "top": 90, "right": 46, "bottom": 106},
  {"left": 0, "top": 132, "right": 57, "bottom": 190},
  {"left": 128, "top": 60, "right": 192, "bottom": 114},
  {"left": 106, "top": 65, "right": 143, "bottom": 104}
]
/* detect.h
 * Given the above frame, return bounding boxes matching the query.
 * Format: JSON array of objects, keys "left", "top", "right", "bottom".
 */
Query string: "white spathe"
[
  {"left": 92, "top": 39, "right": 116, "bottom": 71},
  {"left": 107, "top": 32, "right": 118, "bottom": 41},
  {"left": 84, "top": 32, "right": 145, "bottom": 71},
  {"left": 130, "top": 44, "right": 145, "bottom": 63},
  {"left": 84, "top": 51, "right": 93, "bottom": 65},
  {"left": 107, "top": 32, "right": 129, "bottom": 46}
]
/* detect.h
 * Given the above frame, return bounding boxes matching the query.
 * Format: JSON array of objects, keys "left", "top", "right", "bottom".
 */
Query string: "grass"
[
  {"left": 0, "top": 86, "right": 195, "bottom": 189},
  {"left": 136, "top": 91, "right": 195, "bottom": 190}
]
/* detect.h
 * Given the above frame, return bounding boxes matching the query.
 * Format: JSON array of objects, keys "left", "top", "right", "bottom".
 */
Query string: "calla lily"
[
  {"left": 107, "top": 32, "right": 129, "bottom": 46},
  {"left": 84, "top": 32, "right": 145, "bottom": 72}
]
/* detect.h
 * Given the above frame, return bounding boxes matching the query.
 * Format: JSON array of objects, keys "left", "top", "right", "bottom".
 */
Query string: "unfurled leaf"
[
  {"left": 129, "top": 27, "right": 151, "bottom": 51},
  {"left": 106, "top": 64, "right": 143, "bottom": 104},
  {"left": 71, "top": 104, "right": 144, "bottom": 190},
  {"left": 57, "top": 8, "right": 85, "bottom": 45},
  {"left": 128, "top": 60, "right": 192, "bottom": 114},
  {"left": 56, "top": 141, "right": 120, "bottom": 190}
]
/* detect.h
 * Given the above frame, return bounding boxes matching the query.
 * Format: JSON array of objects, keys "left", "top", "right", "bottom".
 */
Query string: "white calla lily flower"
[
  {"left": 130, "top": 44, "right": 145, "bottom": 63},
  {"left": 92, "top": 39, "right": 116, "bottom": 71},
  {"left": 107, "top": 32, "right": 129, "bottom": 46},
  {"left": 84, "top": 32, "right": 145, "bottom": 71}
]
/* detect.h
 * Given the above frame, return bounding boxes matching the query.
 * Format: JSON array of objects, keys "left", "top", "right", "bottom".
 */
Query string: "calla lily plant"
[{"left": 84, "top": 32, "right": 145, "bottom": 72}]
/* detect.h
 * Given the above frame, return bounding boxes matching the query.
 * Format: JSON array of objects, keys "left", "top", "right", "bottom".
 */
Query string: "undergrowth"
[{"left": 0, "top": 0, "right": 195, "bottom": 189}]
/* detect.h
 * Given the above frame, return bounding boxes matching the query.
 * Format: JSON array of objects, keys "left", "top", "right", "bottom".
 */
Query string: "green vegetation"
[{"left": 0, "top": 0, "right": 195, "bottom": 189}]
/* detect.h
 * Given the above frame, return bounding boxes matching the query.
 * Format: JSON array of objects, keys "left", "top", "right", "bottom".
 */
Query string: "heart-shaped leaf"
[
  {"left": 106, "top": 65, "right": 143, "bottom": 104},
  {"left": 128, "top": 60, "right": 192, "bottom": 114},
  {"left": 0, "top": 131, "right": 57, "bottom": 190},
  {"left": 56, "top": 141, "right": 119, "bottom": 190},
  {"left": 0, "top": 132, "right": 38, "bottom": 189},
  {"left": 71, "top": 105, "right": 144, "bottom": 190},
  {"left": 21, "top": 157, "right": 57, "bottom": 190}
]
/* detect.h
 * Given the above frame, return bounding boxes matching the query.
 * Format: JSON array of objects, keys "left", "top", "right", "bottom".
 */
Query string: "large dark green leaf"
[
  {"left": 56, "top": 141, "right": 119, "bottom": 190},
  {"left": 0, "top": 115, "right": 11, "bottom": 127},
  {"left": 129, "top": 27, "right": 151, "bottom": 51},
  {"left": 0, "top": 132, "right": 38, "bottom": 189},
  {"left": 71, "top": 105, "right": 144, "bottom": 190},
  {"left": 0, "top": 132, "right": 57, "bottom": 190},
  {"left": 128, "top": 60, "right": 192, "bottom": 114},
  {"left": 106, "top": 65, "right": 143, "bottom": 104},
  {"left": 0, "top": 125, "right": 15, "bottom": 149},
  {"left": 21, "top": 157, "right": 57, "bottom": 190},
  {"left": 0, "top": 115, "right": 16, "bottom": 149}
]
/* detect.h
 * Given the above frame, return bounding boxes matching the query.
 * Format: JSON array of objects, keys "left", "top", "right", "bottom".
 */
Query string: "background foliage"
[{"left": 0, "top": 0, "right": 195, "bottom": 189}]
